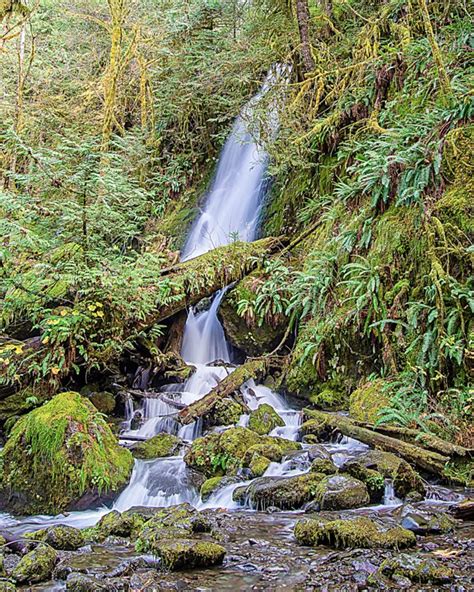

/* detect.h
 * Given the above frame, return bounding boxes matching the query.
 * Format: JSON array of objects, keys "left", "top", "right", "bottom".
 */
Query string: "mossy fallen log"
[
  {"left": 179, "top": 357, "right": 275, "bottom": 425},
  {"left": 303, "top": 409, "right": 473, "bottom": 486}
]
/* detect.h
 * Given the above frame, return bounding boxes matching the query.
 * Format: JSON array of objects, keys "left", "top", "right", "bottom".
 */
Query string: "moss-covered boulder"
[
  {"left": 349, "top": 380, "right": 389, "bottom": 423},
  {"left": 200, "top": 477, "right": 224, "bottom": 501},
  {"left": 311, "top": 474, "right": 369, "bottom": 510},
  {"left": 310, "top": 458, "right": 338, "bottom": 475},
  {"left": 44, "top": 525, "right": 84, "bottom": 551},
  {"left": 132, "top": 433, "right": 182, "bottom": 459},
  {"left": 12, "top": 544, "right": 57, "bottom": 584},
  {"left": 248, "top": 404, "right": 285, "bottom": 435},
  {"left": 294, "top": 517, "right": 416, "bottom": 550},
  {"left": 376, "top": 554, "right": 453, "bottom": 584},
  {"left": 87, "top": 391, "right": 116, "bottom": 415},
  {"left": 218, "top": 276, "right": 286, "bottom": 357},
  {"left": 208, "top": 398, "right": 243, "bottom": 426},
  {"left": 345, "top": 450, "right": 425, "bottom": 499},
  {"left": 155, "top": 539, "right": 226, "bottom": 571},
  {"left": 342, "top": 463, "right": 385, "bottom": 503},
  {"left": 308, "top": 388, "right": 347, "bottom": 410},
  {"left": 236, "top": 473, "right": 324, "bottom": 510},
  {"left": 0, "top": 388, "right": 50, "bottom": 424},
  {"left": 249, "top": 454, "right": 271, "bottom": 477},
  {"left": 1, "top": 392, "right": 133, "bottom": 514},
  {"left": 243, "top": 442, "right": 284, "bottom": 465}
]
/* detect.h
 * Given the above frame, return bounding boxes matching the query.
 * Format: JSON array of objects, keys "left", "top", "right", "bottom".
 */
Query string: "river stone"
[
  {"left": 343, "top": 450, "right": 425, "bottom": 498},
  {"left": 0, "top": 582, "right": 16, "bottom": 592},
  {"left": 315, "top": 475, "right": 369, "bottom": 510},
  {"left": 45, "top": 525, "right": 85, "bottom": 550},
  {"left": 65, "top": 573, "right": 110, "bottom": 591},
  {"left": 310, "top": 458, "right": 338, "bottom": 475},
  {"left": 156, "top": 539, "right": 226, "bottom": 570},
  {"left": 341, "top": 461, "right": 385, "bottom": 503},
  {"left": 209, "top": 398, "right": 244, "bottom": 426},
  {"left": 377, "top": 554, "right": 454, "bottom": 584},
  {"left": 12, "top": 543, "right": 57, "bottom": 584},
  {"left": 237, "top": 473, "right": 324, "bottom": 510},
  {"left": 132, "top": 433, "right": 182, "bottom": 459},
  {"left": 294, "top": 516, "right": 416, "bottom": 549},
  {"left": 249, "top": 453, "right": 271, "bottom": 477},
  {"left": 248, "top": 403, "right": 285, "bottom": 435},
  {"left": 399, "top": 505, "right": 457, "bottom": 535}
]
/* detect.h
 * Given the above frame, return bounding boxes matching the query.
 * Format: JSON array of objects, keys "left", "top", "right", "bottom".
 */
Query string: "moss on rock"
[
  {"left": 12, "top": 544, "right": 57, "bottom": 584},
  {"left": 377, "top": 554, "right": 453, "bottom": 584},
  {"left": 294, "top": 516, "right": 416, "bottom": 549},
  {"left": 312, "top": 474, "right": 369, "bottom": 510},
  {"left": 208, "top": 398, "right": 243, "bottom": 426},
  {"left": 87, "top": 391, "right": 116, "bottom": 415},
  {"left": 132, "top": 433, "right": 181, "bottom": 459},
  {"left": 309, "top": 388, "right": 347, "bottom": 410},
  {"left": 200, "top": 477, "right": 224, "bottom": 501},
  {"left": 156, "top": 539, "right": 226, "bottom": 571},
  {"left": 248, "top": 403, "right": 285, "bottom": 435},
  {"left": 249, "top": 454, "right": 271, "bottom": 477},
  {"left": 44, "top": 525, "right": 85, "bottom": 550},
  {"left": 349, "top": 380, "right": 389, "bottom": 423},
  {"left": 2, "top": 391, "right": 133, "bottom": 514},
  {"left": 238, "top": 473, "right": 324, "bottom": 510}
]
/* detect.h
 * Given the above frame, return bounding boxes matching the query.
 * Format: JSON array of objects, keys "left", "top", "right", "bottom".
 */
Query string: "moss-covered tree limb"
[
  {"left": 303, "top": 409, "right": 473, "bottom": 485},
  {"left": 179, "top": 357, "right": 276, "bottom": 425}
]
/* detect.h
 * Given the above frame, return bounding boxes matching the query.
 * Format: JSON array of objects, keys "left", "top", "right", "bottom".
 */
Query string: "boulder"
[
  {"left": 45, "top": 525, "right": 85, "bottom": 551},
  {"left": 1, "top": 392, "right": 133, "bottom": 514},
  {"left": 249, "top": 454, "right": 271, "bottom": 477},
  {"left": 399, "top": 505, "right": 457, "bottom": 535},
  {"left": 200, "top": 475, "right": 241, "bottom": 502},
  {"left": 184, "top": 427, "right": 300, "bottom": 478},
  {"left": 294, "top": 517, "right": 416, "bottom": 549},
  {"left": 65, "top": 574, "right": 109, "bottom": 591},
  {"left": 12, "top": 544, "right": 57, "bottom": 584},
  {"left": 344, "top": 450, "right": 425, "bottom": 499},
  {"left": 312, "top": 475, "right": 369, "bottom": 510},
  {"left": 341, "top": 463, "right": 385, "bottom": 503},
  {"left": 0, "top": 582, "right": 15, "bottom": 592},
  {"left": 132, "top": 433, "right": 182, "bottom": 459},
  {"left": 156, "top": 539, "right": 226, "bottom": 571},
  {"left": 87, "top": 391, "right": 116, "bottom": 415},
  {"left": 208, "top": 398, "right": 244, "bottom": 426},
  {"left": 248, "top": 404, "right": 284, "bottom": 435},
  {"left": 310, "top": 458, "right": 338, "bottom": 475}
]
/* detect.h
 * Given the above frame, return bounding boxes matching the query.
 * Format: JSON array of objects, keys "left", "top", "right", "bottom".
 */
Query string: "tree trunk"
[
  {"left": 179, "top": 357, "right": 275, "bottom": 425},
  {"left": 295, "top": 0, "right": 315, "bottom": 73}
]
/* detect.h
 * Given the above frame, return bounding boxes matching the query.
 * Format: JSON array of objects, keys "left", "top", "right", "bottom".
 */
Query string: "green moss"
[
  {"left": 312, "top": 475, "right": 369, "bottom": 510},
  {"left": 294, "top": 517, "right": 416, "bottom": 549},
  {"left": 44, "top": 525, "right": 84, "bottom": 550},
  {"left": 249, "top": 453, "right": 271, "bottom": 477},
  {"left": 0, "top": 581, "right": 15, "bottom": 592},
  {"left": 12, "top": 544, "right": 57, "bottom": 584},
  {"left": 248, "top": 403, "right": 285, "bottom": 435},
  {"left": 349, "top": 380, "right": 389, "bottom": 423},
  {"left": 0, "top": 388, "right": 50, "bottom": 423},
  {"left": 310, "top": 458, "right": 338, "bottom": 475},
  {"left": 209, "top": 398, "right": 243, "bottom": 426},
  {"left": 87, "top": 391, "right": 116, "bottom": 415},
  {"left": 2, "top": 392, "right": 133, "bottom": 514},
  {"left": 132, "top": 433, "right": 181, "bottom": 460},
  {"left": 343, "top": 464, "right": 385, "bottom": 503},
  {"left": 309, "top": 388, "right": 346, "bottom": 410},
  {"left": 243, "top": 442, "right": 283, "bottom": 465},
  {"left": 156, "top": 539, "right": 226, "bottom": 571},
  {"left": 378, "top": 554, "right": 453, "bottom": 584},
  {"left": 200, "top": 477, "right": 224, "bottom": 501},
  {"left": 243, "top": 473, "right": 324, "bottom": 510}
]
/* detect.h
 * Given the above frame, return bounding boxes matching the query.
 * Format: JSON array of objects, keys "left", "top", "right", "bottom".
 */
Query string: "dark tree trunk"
[{"left": 295, "top": 0, "right": 315, "bottom": 73}]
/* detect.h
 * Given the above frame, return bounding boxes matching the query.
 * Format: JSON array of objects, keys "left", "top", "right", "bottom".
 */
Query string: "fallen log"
[
  {"left": 179, "top": 357, "right": 275, "bottom": 425},
  {"left": 303, "top": 409, "right": 473, "bottom": 485}
]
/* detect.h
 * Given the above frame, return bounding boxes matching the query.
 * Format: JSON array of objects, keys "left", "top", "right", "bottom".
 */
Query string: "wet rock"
[
  {"left": 0, "top": 555, "right": 4, "bottom": 578},
  {"left": 341, "top": 462, "right": 385, "bottom": 503},
  {"left": 129, "top": 571, "right": 165, "bottom": 590},
  {"left": 313, "top": 474, "right": 369, "bottom": 510},
  {"left": 248, "top": 404, "right": 284, "bottom": 435},
  {"left": 450, "top": 498, "right": 474, "bottom": 520},
  {"left": 1, "top": 392, "right": 133, "bottom": 515},
  {"left": 243, "top": 442, "right": 284, "bottom": 464},
  {"left": 154, "top": 539, "right": 226, "bottom": 570},
  {"left": 44, "top": 525, "right": 85, "bottom": 550},
  {"left": 399, "top": 505, "right": 457, "bottom": 535},
  {"left": 65, "top": 573, "right": 109, "bottom": 591},
  {"left": 310, "top": 458, "right": 338, "bottom": 475},
  {"left": 307, "top": 444, "right": 332, "bottom": 462},
  {"left": 300, "top": 418, "right": 327, "bottom": 441},
  {"left": 132, "top": 433, "right": 182, "bottom": 460},
  {"left": 377, "top": 553, "right": 454, "bottom": 584},
  {"left": 236, "top": 473, "right": 324, "bottom": 510},
  {"left": 11, "top": 543, "right": 57, "bottom": 584},
  {"left": 0, "top": 582, "right": 16, "bottom": 592},
  {"left": 294, "top": 516, "right": 416, "bottom": 549},
  {"left": 343, "top": 450, "right": 425, "bottom": 499},
  {"left": 87, "top": 391, "right": 116, "bottom": 415},
  {"left": 208, "top": 398, "right": 244, "bottom": 426},
  {"left": 249, "top": 453, "right": 271, "bottom": 477}
]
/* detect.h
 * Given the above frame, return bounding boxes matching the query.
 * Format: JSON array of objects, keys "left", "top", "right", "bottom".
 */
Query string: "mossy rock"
[
  {"left": 208, "top": 398, "right": 243, "bottom": 426},
  {"left": 309, "top": 388, "right": 347, "bottom": 410},
  {"left": 12, "top": 544, "right": 57, "bottom": 584},
  {"left": 0, "top": 388, "right": 50, "bottom": 423},
  {"left": 200, "top": 477, "right": 224, "bottom": 501},
  {"left": 132, "top": 433, "right": 182, "bottom": 459},
  {"left": 342, "top": 463, "right": 385, "bottom": 503},
  {"left": 64, "top": 573, "right": 108, "bottom": 591},
  {"left": 377, "top": 554, "right": 453, "bottom": 584},
  {"left": 242, "top": 442, "right": 284, "bottom": 465},
  {"left": 348, "top": 450, "right": 425, "bottom": 499},
  {"left": 300, "top": 418, "right": 327, "bottom": 440},
  {"left": 155, "top": 539, "right": 226, "bottom": 571},
  {"left": 87, "top": 391, "right": 116, "bottom": 415},
  {"left": 1, "top": 392, "right": 133, "bottom": 515},
  {"left": 262, "top": 435, "right": 301, "bottom": 456},
  {"left": 0, "top": 582, "right": 15, "bottom": 592},
  {"left": 310, "top": 458, "right": 338, "bottom": 475},
  {"left": 218, "top": 277, "right": 286, "bottom": 357},
  {"left": 312, "top": 474, "right": 369, "bottom": 510},
  {"left": 248, "top": 404, "right": 284, "bottom": 435},
  {"left": 249, "top": 454, "right": 271, "bottom": 477},
  {"left": 238, "top": 473, "right": 324, "bottom": 510},
  {"left": 294, "top": 516, "right": 416, "bottom": 550},
  {"left": 349, "top": 380, "right": 389, "bottom": 423},
  {"left": 44, "top": 525, "right": 85, "bottom": 550}
]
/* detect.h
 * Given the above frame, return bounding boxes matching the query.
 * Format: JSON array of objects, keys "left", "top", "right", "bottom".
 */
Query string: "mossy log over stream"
[
  {"left": 179, "top": 357, "right": 276, "bottom": 425},
  {"left": 303, "top": 409, "right": 473, "bottom": 485}
]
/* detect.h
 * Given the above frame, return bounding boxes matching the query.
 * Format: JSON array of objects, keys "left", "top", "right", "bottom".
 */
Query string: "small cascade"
[{"left": 383, "top": 479, "right": 401, "bottom": 506}]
